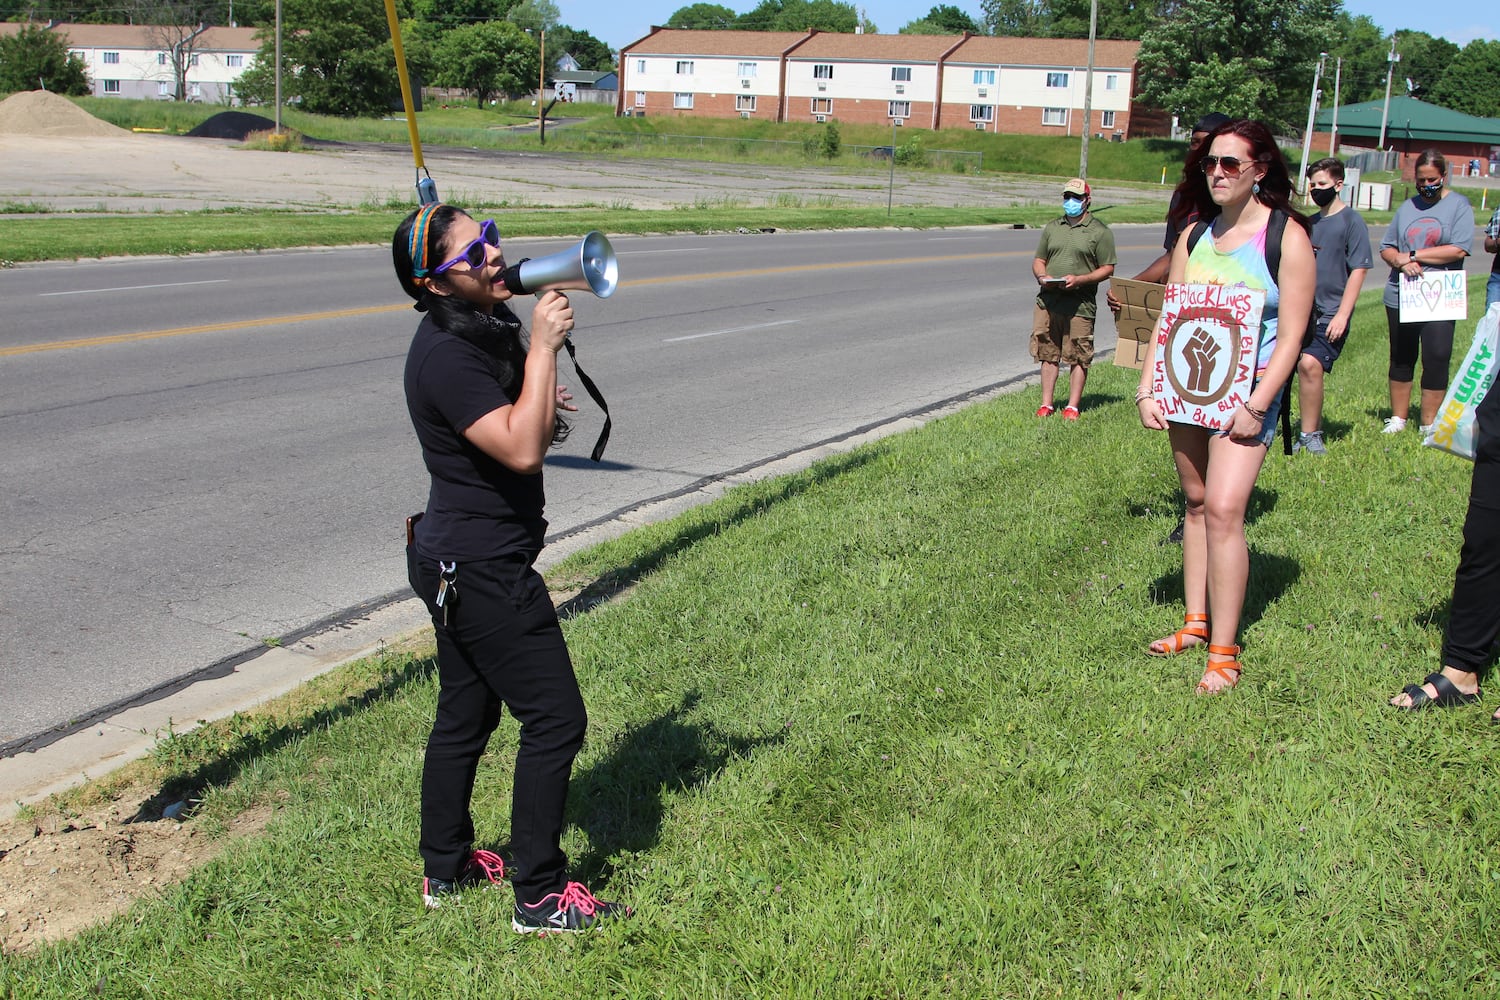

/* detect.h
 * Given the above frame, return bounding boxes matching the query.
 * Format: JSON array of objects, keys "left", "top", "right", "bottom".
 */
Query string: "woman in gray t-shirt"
[{"left": 1377, "top": 149, "right": 1474, "bottom": 435}]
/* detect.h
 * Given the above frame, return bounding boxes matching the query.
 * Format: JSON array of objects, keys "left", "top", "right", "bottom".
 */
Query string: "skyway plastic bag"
[{"left": 1423, "top": 302, "right": 1499, "bottom": 460}]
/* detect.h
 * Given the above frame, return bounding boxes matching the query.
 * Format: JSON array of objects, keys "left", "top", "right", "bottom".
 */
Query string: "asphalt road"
[{"left": 0, "top": 225, "right": 1168, "bottom": 753}]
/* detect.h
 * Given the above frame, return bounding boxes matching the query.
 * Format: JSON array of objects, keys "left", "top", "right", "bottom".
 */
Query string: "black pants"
[
  {"left": 408, "top": 547, "right": 586, "bottom": 905},
  {"left": 1443, "top": 384, "right": 1500, "bottom": 676},
  {"left": 1386, "top": 305, "right": 1455, "bottom": 390}
]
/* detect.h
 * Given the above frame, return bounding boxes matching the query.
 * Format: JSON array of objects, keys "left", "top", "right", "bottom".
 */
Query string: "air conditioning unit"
[
  {"left": 741, "top": 79, "right": 751, "bottom": 88},
  {"left": 817, "top": 81, "right": 827, "bottom": 91},
  {"left": 977, "top": 87, "right": 987, "bottom": 97},
  {"left": 740, "top": 111, "right": 751, "bottom": 118},
  {"left": 894, "top": 118, "right": 904, "bottom": 126},
  {"left": 814, "top": 114, "right": 827, "bottom": 122},
  {"left": 975, "top": 122, "right": 986, "bottom": 131},
  {"left": 894, "top": 84, "right": 904, "bottom": 94}
]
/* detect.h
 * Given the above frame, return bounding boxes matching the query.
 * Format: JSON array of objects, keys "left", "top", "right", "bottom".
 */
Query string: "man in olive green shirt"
[{"left": 1030, "top": 178, "right": 1117, "bottom": 420}]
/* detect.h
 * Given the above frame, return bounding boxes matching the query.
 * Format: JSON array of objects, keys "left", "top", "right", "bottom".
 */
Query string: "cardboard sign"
[
  {"left": 1148, "top": 283, "right": 1266, "bottom": 430},
  {"left": 1399, "top": 271, "right": 1468, "bottom": 323},
  {"left": 1110, "top": 277, "right": 1165, "bottom": 370}
]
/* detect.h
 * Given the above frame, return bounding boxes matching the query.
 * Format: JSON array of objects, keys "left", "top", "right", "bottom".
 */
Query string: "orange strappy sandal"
[
  {"left": 1197, "top": 644, "right": 1243, "bottom": 694},
  {"left": 1147, "top": 613, "right": 1208, "bottom": 657}
]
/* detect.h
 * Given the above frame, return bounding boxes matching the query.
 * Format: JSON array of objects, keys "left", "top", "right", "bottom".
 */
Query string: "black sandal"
[{"left": 1395, "top": 672, "right": 1481, "bottom": 711}]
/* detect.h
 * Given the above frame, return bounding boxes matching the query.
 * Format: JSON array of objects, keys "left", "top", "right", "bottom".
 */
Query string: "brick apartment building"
[{"left": 617, "top": 28, "right": 1145, "bottom": 138}]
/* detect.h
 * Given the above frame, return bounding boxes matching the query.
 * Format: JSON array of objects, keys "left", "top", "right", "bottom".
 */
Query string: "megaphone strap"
[
  {"left": 563, "top": 338, "right": 611, "bottom": 462},
  {"left": 409, "top": 202, "right": 445, "bottom": 278}
]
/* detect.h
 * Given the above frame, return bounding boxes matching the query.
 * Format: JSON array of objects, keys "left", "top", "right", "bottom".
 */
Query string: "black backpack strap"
[
  {"left": 1186, "top": 219, "right": 1210, "bottom": 256},
  {"left": 1265, "top": 209, "right": 1286, "bottom": 286}
]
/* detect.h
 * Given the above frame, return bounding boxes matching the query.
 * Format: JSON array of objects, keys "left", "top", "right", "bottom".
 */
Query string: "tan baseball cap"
[{"left": 1062, "top": 178, "right": 1091, "bottom": 197}]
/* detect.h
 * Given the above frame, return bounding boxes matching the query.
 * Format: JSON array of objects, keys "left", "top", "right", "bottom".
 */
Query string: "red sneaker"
[
  {"left": 1035, "top": 404, "right": 1055, "bottom": 417},
  {"left": 1061, "top": 405, "right": 1080, "bottom": 421}
]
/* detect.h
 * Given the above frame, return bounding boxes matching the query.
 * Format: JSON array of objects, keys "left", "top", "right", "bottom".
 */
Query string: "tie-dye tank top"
[{"left": 1184, "top": 222, "right": 1280, "bottom": 374}]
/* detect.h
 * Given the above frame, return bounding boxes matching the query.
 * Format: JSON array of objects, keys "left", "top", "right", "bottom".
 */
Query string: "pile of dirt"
[
  {"left": 0, "top": 90, "right": 129, "bottom": 137},
  {"left": 185, "top": 110, "right": 279, "bottom": 140}
]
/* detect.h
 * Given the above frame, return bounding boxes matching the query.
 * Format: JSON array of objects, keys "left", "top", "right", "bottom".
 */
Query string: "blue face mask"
[{"left": 1063, "top": 197, "right": 1086, "bottom": 218}]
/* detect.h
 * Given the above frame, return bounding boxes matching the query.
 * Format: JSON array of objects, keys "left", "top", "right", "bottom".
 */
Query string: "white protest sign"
[
  {"left": 1148, "top": 283, "right": 1266, "bottom": 431},
  {"left": 1399, "top": 271, "right": 1468, "bottom": 323}
]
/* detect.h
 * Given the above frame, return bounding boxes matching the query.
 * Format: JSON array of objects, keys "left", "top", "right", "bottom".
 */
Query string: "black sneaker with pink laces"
[
  {"left": 421, "top": 848, "right": 508, "bottom": 909},
  {"left": 511, "top": 882, "right": 632, "bottom": 934}
]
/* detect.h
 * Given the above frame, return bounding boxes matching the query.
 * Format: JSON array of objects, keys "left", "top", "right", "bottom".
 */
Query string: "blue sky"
[{"left": 561, "top": 0, "right": 1495, "bottom": 55}]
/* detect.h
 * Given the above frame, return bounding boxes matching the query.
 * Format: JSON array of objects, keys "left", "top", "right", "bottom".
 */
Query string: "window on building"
[
  {"left": 811, "top": 97, "right": 832, "bottom": 113},
  {"left": 635, "top": 59, "right": 646, "bottom": 73},
  {"left": 227, "top": 54, "right": 244, "bottom": 68},
  {"left": 970, "top": 104, "right": 994, "bottom": 122},
  {"left": 190, "top": 82, "right": 201, "bottom": 97},
  {"left": 158, "top": 81, "right": 171, "bottom": 96},
  {"left": 1105, "top": 73, "right": 1119, "bottom": 91},
  {"left": 738, "top": 62, "right": 757, "bottom": 78},
  {"left": 972, "top": 69, "right": 995, "bottom": 86},
  {"left": 103, "top": 51, "right": 120, "bottom": 64},
  {"left": 190, "top": 54, "right": 199, "bottom": 66},
  {"left": 158, "top": 52, "right": 167, "bottom": 65},
  {"left": 889, "top": 101, "right": 910, "bottom": 119},
  {"left": 635, "top": 91, "right": 646, "bottom": 108},
  {"left": 673, "top": 92, "right": 694, "bottom": 109},
  {"left": 1045, "top": 71, "right": 1068, "bottom": 88},
  {"left": 891, "top": 66, "right": 911, "bottom": 82},
  {"left": 1042, "top": 107, "right": 1067, "bottom": 125},
  {"left": 1101, "top": 110, "right": 1116, "bottom": 127},
  {"left": 813, "top": 64, "right": 833, "bottom": 79},
  {"left": 103, "top": 79, "right": 120, "bottom": 92},
  {"left": 676, "top": 60, "right": 693, "bottom": 74},
  {"left": 736, "top": 94, "right": 756, "bottom": 111}
]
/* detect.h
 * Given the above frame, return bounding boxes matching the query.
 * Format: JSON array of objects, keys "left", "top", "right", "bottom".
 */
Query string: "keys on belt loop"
[{"left": 435, "top": 561, "right": 459, "bottom": 627}]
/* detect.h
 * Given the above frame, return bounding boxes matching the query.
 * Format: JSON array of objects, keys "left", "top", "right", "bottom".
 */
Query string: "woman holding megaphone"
[{"left": 392, "top": 203, "right": 630, "bottom": 934}]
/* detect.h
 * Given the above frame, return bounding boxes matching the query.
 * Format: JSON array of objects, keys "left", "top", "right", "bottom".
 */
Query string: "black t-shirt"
[
  {"left": 1163, "top": 190, "right": 1199, "bottom": 253},
  {"left": 403, "top": 312, "right": 546, "bottom": 561}
]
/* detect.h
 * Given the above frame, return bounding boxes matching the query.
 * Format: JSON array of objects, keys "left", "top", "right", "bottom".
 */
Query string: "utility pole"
[
  {"left": 1078, "top": 0, "right": 1098, "bottom": 179},
  {"left": 1379, "top": 37, "right": 1400, "bottom": 149},
  {"left": 1298, "top": 53, "right": 1326, "bottom": 197},
  {"left": 538, "top": 29, "right": 546, "bottom": 146},
  {"left": 1329, "top": 56, "right": 1341, "bottom": 154}
]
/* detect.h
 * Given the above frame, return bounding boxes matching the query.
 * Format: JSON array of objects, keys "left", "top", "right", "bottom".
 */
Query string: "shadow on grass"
[
  {"left": 565, "top": 690, "right": 786, "bottom": 884},
  {"left": 1148, "top": 546, "right": 1300, "bottom": 625},
  {"left": 127, "top": 653, "right": 437, "bottom": 823},
  {"left": 556, "top": 449, "right": 880, "bottom": 621}
]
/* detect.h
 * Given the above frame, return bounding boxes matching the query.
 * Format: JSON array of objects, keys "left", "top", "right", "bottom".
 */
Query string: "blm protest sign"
[
  {"left": 1399, "top": 270, "right": 1467, "bottom": 323},
  {"left": 1110, "top": 277, "right": 1164, "bottom": 370},
  {"left": 1147, "top": 283, "right": 1266, "bottom": 431}
]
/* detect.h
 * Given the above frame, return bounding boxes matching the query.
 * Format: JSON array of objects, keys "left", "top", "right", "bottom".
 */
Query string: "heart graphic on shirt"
[{"left": 1420, "top": 278, "right": 1444, "bottom": 312}]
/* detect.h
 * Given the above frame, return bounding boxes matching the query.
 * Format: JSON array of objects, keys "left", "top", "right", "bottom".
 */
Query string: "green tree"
[
  {"left": 0, "top": 23, "right": 89, "bottom": 94},
  {"left": 506, "top": 0, "right": 559, "bottom": 32},
  {"left": 411, "top": 0, "right": 514, "bottom": 36},
  {"left": 1135, "top": 0, "right": 1335, "bottom": 130},
  {"left": 665, "top": 3, "right": 739, "bottom": 29},
  {"left": 1045, "top": 0, "right": 1163, "bottom": 39},
  {"left": 738, "top": 0, "right": 865, "bottom": 32},
  {"left": 433, "top": 19, "right": 536, "bottom": 105},
  {"left": 244, "top": 0, "right": 401, "bottom": 116},
  {"left": 901, "top": 4, "right": 980, "bottom": 33},
  {"left": 547, "top": 25, "right": 615, "bottom": 72},
  {"left": 1325, "top": 12, "right": 1391, "bottom": 104},
  {"left": 981, "top": 0, "right": 1049, "bottom": 36},
  {"left": 1393, "top": 30, "right": 1459, "bottom": 100},
  {"left": 1428, "top": 39, "right": 1500, "bottom": 118}
]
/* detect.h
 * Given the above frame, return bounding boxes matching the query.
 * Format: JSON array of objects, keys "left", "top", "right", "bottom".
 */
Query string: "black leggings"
[
  {"left": 408, "top": 548, "right": 587, "bottom": 905},
  {"left": 1386, "top": 305, "right": 1455, "bottom": 390},
  {"left": 1442, "top": 384, "right": 1500, "bottom": 676}
]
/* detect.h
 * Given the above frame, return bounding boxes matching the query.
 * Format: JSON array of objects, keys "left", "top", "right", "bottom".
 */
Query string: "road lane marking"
[
  {"left": 38, "top": 279, "right": 231, "bottom": 297},
  {"left": 663, "top": 319, "right": 799, "bottom": 343},
  {"left": 5, "top": 245, "right": 1158, "bottom": 357}
]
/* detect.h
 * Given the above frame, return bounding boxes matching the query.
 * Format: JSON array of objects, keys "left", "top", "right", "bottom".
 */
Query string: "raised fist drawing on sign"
[{"left": 1183, "top": 325, "right": 1221, "bottom": 395}]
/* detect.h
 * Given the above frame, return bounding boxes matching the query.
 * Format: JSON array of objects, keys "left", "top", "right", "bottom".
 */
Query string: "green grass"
[{"left": 4, "top": 278, "right": 1497, "bottom": 996}]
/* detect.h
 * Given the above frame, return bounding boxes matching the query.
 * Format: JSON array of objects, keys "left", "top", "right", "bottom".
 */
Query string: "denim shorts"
[{"left": 1211, "top": 378, "right": 1281, "bottom": 448}]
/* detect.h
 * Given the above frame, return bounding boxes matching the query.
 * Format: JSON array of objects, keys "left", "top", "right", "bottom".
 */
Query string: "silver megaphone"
[{"left": 500, "top": 231, "right": 618, "bottom": 298}]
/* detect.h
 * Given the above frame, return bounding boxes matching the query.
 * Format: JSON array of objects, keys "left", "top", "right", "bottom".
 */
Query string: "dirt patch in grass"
[{"left": 0, "top": 782, "right": 273, "bottom": 955}]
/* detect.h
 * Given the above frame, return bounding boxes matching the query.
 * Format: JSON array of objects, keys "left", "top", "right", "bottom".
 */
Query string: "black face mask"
[
  {"left": 1417, "top": 181, "right": 1442, "bottom": 200},
  {"left": 1309, "top": 186, "right": 1339, "bottom": 208}
]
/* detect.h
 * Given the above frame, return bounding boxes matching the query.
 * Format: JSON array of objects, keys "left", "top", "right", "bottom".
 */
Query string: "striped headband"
[{"left": 408, "top": 202, "right": 446, "bottom": 279}]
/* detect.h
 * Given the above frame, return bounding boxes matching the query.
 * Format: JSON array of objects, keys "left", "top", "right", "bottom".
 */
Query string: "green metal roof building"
[{"left": 1314, "top": 95, "right": 1500, "bottom": 179}]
